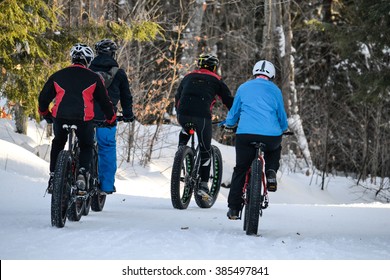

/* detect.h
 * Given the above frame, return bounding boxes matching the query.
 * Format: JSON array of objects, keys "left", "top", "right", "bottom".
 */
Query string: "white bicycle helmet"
[
  {"left": 70, "top": 43, "right": 94, "bottom": 67},
  {"left": 252, "top": 60, "right": 275, "bottom": 79}
]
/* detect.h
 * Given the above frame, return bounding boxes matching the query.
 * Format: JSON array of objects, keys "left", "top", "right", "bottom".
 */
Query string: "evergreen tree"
[{"left": 0, "top": 0, "right": 64, "bottom": 133}]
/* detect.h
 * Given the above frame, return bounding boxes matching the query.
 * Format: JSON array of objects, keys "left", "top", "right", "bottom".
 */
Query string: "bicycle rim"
[{"left": 171, "top": 146, "right": 194, "bottom": 209}]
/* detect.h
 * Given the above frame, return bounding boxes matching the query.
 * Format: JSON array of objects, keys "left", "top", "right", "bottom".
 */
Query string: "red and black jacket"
[
  {"left": 175, "top": 69, "right": 233, "bottom": 119},
  {"left": 38, "top": 64, "right": 115, "bottom": 123}
]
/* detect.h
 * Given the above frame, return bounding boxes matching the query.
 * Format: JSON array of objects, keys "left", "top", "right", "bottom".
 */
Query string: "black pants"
[
  {"left": 228, "top": 133, "right": 282, "bottom": 210},
  {"left": 177, "top": 115, "right": 212, "bottom": 182},
  {"left": 50, "top": 118, "right": 94, "bottom": 173}
]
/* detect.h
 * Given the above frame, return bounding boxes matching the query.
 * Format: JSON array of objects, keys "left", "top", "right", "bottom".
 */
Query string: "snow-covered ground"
[{"left": 1, "top": 118, "right": 389, "bottom": 279}]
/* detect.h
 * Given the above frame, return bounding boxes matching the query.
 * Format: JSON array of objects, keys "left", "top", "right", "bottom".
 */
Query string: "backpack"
[{"left": 96, "top": 67, "right": 119, "bottom": 89}]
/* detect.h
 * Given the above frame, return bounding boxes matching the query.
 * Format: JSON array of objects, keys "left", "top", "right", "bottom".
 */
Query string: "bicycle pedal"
[
  {"left": 197, "top": 190, "right": 212, "bottom": 202},
  {"left": 77, "top": 190, "right": 87, "bottom": 196}
]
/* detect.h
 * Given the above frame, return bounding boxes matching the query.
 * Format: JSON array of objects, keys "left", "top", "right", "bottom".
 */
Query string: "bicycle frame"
[{"left": 187, "top": 127, "right": 202, "bottom": 186}]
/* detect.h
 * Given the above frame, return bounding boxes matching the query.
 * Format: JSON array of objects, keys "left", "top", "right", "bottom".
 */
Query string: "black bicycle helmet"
[
  {"left": 197, "top": 53, "right": 219, "bottom": 72},
  {"left": 95, "top": 39, "right": 118, "bottom": 56},
  {"left": 70, "top": 43, "right": 94, "bottom": 67}
]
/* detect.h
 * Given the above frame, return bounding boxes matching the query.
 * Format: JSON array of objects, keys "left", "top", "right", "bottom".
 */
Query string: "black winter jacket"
[
  {"left": 89, "top": 54, "right": 134, "bottom": 121},
  {"left": 38, "top": 64, "right": 115, "bottom": 122},
  {"left": 175, "top": 69, "right": 233, "bottom": 119}
]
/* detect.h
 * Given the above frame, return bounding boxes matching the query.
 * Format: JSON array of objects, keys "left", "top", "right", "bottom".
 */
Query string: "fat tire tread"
[
  {"left": 246, "top": 158, "right": 262, "bottom": 235},
  {"left": 51, "top": 150, "right": 72, "bottom": 228},
  {"left": 171, "top": 146, "right": 194, "bottom": 209}
]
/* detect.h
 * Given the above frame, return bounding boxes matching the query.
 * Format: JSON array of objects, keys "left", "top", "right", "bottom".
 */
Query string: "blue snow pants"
[{"left": 96, "top": 126, "right": 117, "bottom": 192}]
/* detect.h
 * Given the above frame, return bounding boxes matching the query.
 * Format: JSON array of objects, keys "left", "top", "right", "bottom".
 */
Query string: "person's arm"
[
  {"left": 218, "top": 81, "right": 234, "bottom": 109},
  {"left": 225, "top": 89, "right": 241, "bottom": 126},
  {"left": 118, "top": 69, "right": 134, "bottom": 119},
  {"left": 38, "top": 77, "right": 55, "bottom": 117},
  {"left": 174, "top": 81, "right": 183, "bottom": 110},
  {"left": 94, "top": 77, "right": 116, "bottom": 123},
  {"left": 276, "top": 89, "right": 288, "bottom": 131}
]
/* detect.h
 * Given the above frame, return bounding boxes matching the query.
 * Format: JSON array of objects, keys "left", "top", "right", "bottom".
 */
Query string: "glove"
[
  {"left": 123, "top": 115, "right": 135, "bottom": 123},
  {"left": 43, "top": 112, "right": 53, "bottom": 124},
  {"left": 223, "top": 124, "right": 237, "bottom": 133}
]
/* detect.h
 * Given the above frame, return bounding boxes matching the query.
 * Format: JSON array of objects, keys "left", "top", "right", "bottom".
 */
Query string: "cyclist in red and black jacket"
[
  {"left": 38, "top": 43, "right": 116, "bottom": 194},
  {"left": 175, "top": 53, "right": 234, "bottom": 197}
]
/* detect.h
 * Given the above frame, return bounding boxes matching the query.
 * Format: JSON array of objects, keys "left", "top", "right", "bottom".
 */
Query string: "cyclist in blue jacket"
[{"left": 223, "top": 60, "right": 288, "bottom": 220}]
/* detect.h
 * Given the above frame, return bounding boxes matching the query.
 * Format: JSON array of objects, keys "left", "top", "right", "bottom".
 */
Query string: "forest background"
[{"left": 0, "top": 0, "right": 389, "bottom": 199}]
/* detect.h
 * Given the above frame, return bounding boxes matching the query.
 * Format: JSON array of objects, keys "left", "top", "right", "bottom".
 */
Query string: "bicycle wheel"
[
  {"left": 194, "top": 145, "right": 223, "bottom": 208},
  {"left": 171, "top": 145, "right": 195, "bottom": 209},
  {"left": 51, "top": 150, "right": 72, "bottom": 228},
  {"left": 246, "top": 158, "right": 263, "bottom": 236},
  {"left": 91, "top": 192, "right": 106, "bottom": 211}
]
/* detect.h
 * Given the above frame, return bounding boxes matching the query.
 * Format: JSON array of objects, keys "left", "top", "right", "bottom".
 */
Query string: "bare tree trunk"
[
  {"left": 142, "top": 0, "right": 206, "bottom": 165},
  {"left": 275, "top": 0, "right": 313, "bottom": 171},
  {"left": 14, "top": 103, "right": 27, "bottom": 134},
  {"left": 179, "top": 0, "right": 206, "bottom": 75},
  {"left": 261, "top": 0, "right": 275, "bottom": 60}
]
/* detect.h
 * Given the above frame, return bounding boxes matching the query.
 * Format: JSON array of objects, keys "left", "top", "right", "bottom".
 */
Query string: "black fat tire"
[
  {"left": 246, "top": 158, "right": 263, "bottom": 236},
  {"left": 194, "top": 145, "right": 223, "bottom": 208},
  {"left": 51, "top": 150, "right": 72, "bottom": 228},
  {"left": 91, "top": 192, "right": 106, "bottom": 212},
  {"left": 90, "top": 143, "right": 106, "bottom": 212},
  {"left": 171, "top": 146, "right": 194, "bottom": 209},
  {"left": 243, "top": 202, "right": 249, "bottom": 231}
]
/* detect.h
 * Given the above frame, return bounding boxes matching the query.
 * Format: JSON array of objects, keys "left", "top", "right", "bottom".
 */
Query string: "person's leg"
[
  {"left": 262, "top": 136, "right": 282, "bottom": 172},
  {"left": 47, "top": 118, "right": 68, "bottom": 193},
  {"left": 96, "top": 126, "right": 117, "bottom": 193},
  {"left": 228, "top": 134, "right": 256, "bottom": 211},
  {"left": 76, "top": 121, "right": 95, "bottom": 172},
  {"left": 50, "top": 118, "right": 68, "bottom": 172},
  {"left": 196, "top": 118, "right": 212, "bottom": 183},
  {"left": 75, "top": 121, "right": 94, "bottom": 191},
  {"left": 259, "top": 135, "right": 282, "bottom": 192},
  {"left": 177, "top": 115, "right": 191, "bottom": 146}
]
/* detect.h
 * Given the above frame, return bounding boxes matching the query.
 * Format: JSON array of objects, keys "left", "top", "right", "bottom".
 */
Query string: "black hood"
[{"left": 90, "top": 54, "right": 119, "bottom": 72}]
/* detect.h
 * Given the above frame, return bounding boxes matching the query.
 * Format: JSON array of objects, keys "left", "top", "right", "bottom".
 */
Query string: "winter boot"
[
  {"left": 197, "top": 181, "right": 212, "bottom": 201},
  {"left": 266, "top": 169, "right": 277, "bottom": 192},
  {"left": 76, "top": 168, "right": 89, "bottom": 195},
  {"left": 227, "top": 208, "right": 241, "bottom": 220}
]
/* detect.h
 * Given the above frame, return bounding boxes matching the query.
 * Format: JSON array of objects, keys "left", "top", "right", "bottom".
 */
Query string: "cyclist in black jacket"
[
  {"left": 175, "top": 53, "right": 233, "bottom": 197},
  {"left": 38, "top": 43, "right": 116, "bottom": 194},
  {"left": 89, "top": 39, "right": 135, "bottom": 194}
]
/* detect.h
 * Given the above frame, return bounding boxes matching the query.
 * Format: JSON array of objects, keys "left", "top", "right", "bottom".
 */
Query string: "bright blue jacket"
[{"left": 225, "top": 77, "right": 288, "bottom": 136}]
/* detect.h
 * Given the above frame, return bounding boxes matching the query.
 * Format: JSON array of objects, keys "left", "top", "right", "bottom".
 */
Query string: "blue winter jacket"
[{"left": 225, "top": 77, "right": 288, "bottom": 136}]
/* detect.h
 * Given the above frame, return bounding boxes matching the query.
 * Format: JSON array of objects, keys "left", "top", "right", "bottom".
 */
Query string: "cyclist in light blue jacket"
[{"left": 224, "top": 60, "right": 288, "bottom": 220}]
